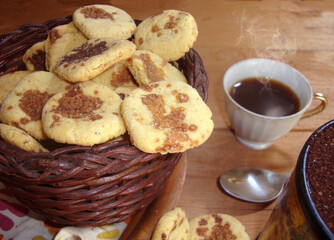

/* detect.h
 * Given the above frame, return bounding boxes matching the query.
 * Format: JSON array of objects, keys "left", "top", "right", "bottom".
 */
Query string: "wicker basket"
[{"left": 0, "top": 16, "right": 209, "bottom": 227}]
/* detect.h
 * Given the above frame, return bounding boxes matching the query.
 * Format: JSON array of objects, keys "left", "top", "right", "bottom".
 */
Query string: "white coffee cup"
[{"left": 223, "top": 58, "right": 327, "bottom": 150}]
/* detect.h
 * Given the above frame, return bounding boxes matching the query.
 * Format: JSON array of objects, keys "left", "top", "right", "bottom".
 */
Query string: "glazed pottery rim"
[{"left": 296, "top": 119, "right": 334, "bottom": 239}]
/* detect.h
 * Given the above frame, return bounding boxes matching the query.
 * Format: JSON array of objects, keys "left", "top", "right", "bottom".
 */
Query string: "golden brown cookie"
[
  {"left": 44, "top": 22, "right": 80, "bottom": 53},
  {"left": 55, "top": 38, "right": 136, "bottom": 83},
  {"left": 44, "top": 22, "right": 88, "bottom": 72},
  {"left": 91, "top": 61, "right": 138, "bottom": 94},
  {"left": 152, "top": 208, "right": 189, "bottom": 240},
  {"left": 73, "top": 4, "right": 136, "bottom": 40},
  {"left": 42, "top": 81, "right": 126, "bottom": 146},
  {"left": 0, "top": 71, "right": 31, "bottom": 106},
  {"left": 0, "top": 71, "right": 71, "bottom": 140},
  {"left": 0, "top": 123, "right": 48, "bottom": 152},
  {"left": 134, "top": 9, "right": 198, "bottom": 61},
  {"left": 22, "top": 40, "right": 46, "bottom": 71},
  {"left": 126, "top": 50, "right": 187, "bottom": 86},
  {"left": 189, "top": 213, "right": 250, "bottom": 240},
  {"left": 121, "top": 80, "right": 213, "bottom": 154}
]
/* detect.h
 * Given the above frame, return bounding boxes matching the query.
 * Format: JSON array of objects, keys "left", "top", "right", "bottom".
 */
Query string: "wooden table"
[{"left": 1, "top": 0, "right": 333, "bottom": 239}]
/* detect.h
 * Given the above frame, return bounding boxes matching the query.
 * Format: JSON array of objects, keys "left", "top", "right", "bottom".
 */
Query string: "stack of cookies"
[{"left": 0, "top": 4, "right": 213, "bottom": 155}]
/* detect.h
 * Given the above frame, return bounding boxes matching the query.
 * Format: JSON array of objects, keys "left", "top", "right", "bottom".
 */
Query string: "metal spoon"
[{"left": 219, "top": 167, "right": 291, "bottom": 203}]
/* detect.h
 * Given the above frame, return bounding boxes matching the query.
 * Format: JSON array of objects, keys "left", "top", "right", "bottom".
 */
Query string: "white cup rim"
[{"left": 223, "top": 58, "right": 313, "bottom": 120}]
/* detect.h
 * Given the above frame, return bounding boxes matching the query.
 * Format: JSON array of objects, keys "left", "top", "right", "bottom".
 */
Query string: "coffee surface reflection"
[{"left": 229, "top": 78, "right": 300, "bottom": 117}]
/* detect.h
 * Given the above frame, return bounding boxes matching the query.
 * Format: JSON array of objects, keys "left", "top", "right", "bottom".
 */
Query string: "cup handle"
[{"left": 301, "top": 93, "right": 328, "bottom": 119}]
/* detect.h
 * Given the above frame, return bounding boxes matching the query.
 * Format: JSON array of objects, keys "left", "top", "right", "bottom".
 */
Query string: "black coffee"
[{"left": 229, "top": 78, "right": 300, "bottom": 117}]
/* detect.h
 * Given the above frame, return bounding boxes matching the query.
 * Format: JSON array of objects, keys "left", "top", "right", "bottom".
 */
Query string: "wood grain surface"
[
  {"left": 120, "top": 155, "right": 187, "bottom": 240},
  {"left": 1, "top": 1, "right": 334, "bottom": 239}
]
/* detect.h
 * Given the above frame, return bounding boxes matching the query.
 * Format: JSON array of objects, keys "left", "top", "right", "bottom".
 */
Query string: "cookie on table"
[
  {"left": 42, "top": 81, "right": 126, "bottom": 146},
  {"left": 126, "top": 50, "right": 187, "bottom": 86},
  {"left": 73, "top": 4, "right": 136, "bottom": 40},
  {"left": 55, "top": 38, "right": 136, "bottom": 83},
  {"left": 0, "top": 71, "right": 31, "bottom": 105},
  {"left": 134, "top": 9, "right": 198, "bottom": 61},
  {"left": 22, "top": 41, "right": 46, "bottom": 71},
  {"left": 0, "top": 71, "right": 71, "bottom": 140},
  {"left": 121, "top": 80, "right": 213, "bottom": 154},
  {"left": 152, "top": 207, "right": 189, "bottom": 240},
  {"left": 189, "top": 213, "right": 250, "bottom": 240},
  {"left": 44, "top": 22, "right": 87, "bottom": 72},
  {"left": 0, "top": 123, "right": 48, "bottom": 153},
  {"left": 91, "top": 61, "right": 138, "bottom": 95}
]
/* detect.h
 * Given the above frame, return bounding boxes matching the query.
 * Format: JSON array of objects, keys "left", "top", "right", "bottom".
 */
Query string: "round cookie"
[
  {"left": 0, "top": 71, "right": 31, "bottom": 105},
  {"left": 134, "top": 9, "right": 198, "bottom": 61},
  {"left": 44, "top": 22, "right": 81, "bottom": 53},
  {"left": 121, "top": 80, "right": 213, "bottom": 154},
  {"left": 73, "top": 4, "right": 136, "bottom": 40},
  {"left": 152, "top": 207, "right": 189, "bottom": 240},
  {"left": 126, "top": 50, "right": 187, "bottom": 86},
  {"left": 189, "top": 213, "right": 250, "bottom": 240},
  {"left": 22, "top": 40, "right": 46, "bottom": 71},
  {"left": 55, "top": 38, "right": 136, "bottom": 83},
  {"left": 0, "top": 123, "right": 48, "bottom": 153},
  {"left": 0, "top": 71, "right": 71, "bottom": 140},
  {"left": 91, "top": 61, "right": 138, "bottom": 94},
  {"left": 44, "top": 22, "right": 88, "bottom": 72},
  {"left": 42, "top": 81, "right": 126, "bottom": 146}
]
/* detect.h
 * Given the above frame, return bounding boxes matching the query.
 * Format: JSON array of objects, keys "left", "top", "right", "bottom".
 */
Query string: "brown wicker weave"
[{"left": 0, "top": 17, "right": 209, "bottom": 227}]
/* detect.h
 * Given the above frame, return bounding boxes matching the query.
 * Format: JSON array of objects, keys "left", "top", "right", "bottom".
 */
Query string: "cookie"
[
  {"left": 189, "top": 213, "right": 250, "bottom": 240},
  {"left": 22, "top": 40, "right": 46, "bottom": 71},
  {"left": 0, "top": 71, "right": 71, "bottom": 140},
  {"left": 121, "top": 80, "right": 213, "bottom": 154},
  {"left": 152, "top": 207, "right": 189, "bottom": 240},
  {"left": 134, "top": 10, "right": 198, "bottom": 61},
  {"left": 0, "top": 123, "right": 48, "bottom": 153},
  {"left": 126, "top": 50, "right": 187, "bottom": 86},
  {"left": 0, "top": 71, "right": 31, "bottom": 106},
  {"left": 44, "top": 22, "right": 81, "bottom": 53},
  {"left": 55, "top": 38, "right": 136, "bottom": 83},
  {"left": 114, "top": 86, "right": 137, "bottom": 97},
  {"left": 42, "top": 81, "right": 126, "bottom": 146},
  {"left": 44, "top": 22, "right": 87, "bottom": 72},
  {"left": 73, "top": 4, "right": 136, "bottom": 40},
  {"left": 91, "top": 61, "right": 138, "bottom": 94}
]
